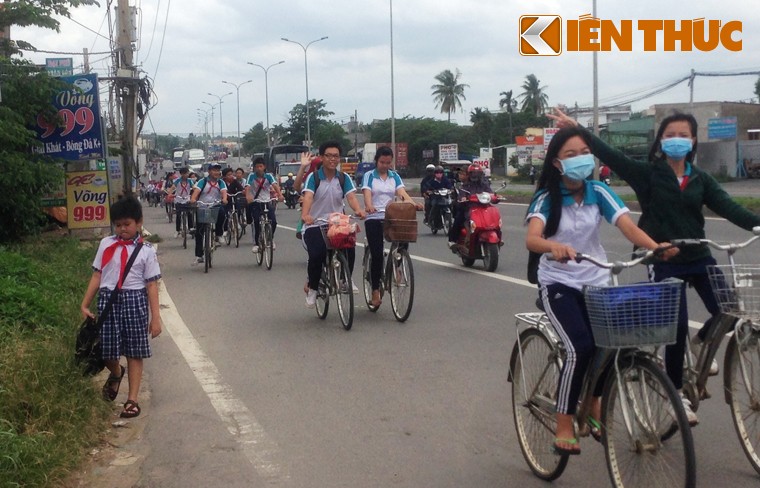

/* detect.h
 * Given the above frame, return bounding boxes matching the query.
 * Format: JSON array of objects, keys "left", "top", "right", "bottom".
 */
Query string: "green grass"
[{"left": 0, "top": 236, "right": 111, "bottom": 487}]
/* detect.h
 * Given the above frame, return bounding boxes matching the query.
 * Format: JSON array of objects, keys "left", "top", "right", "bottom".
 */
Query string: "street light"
[
  {"left": 247, "top": 60, "right": 285, "bottom": 148},
  {"left": 207, "top": 91, "right": 232, "bottom": 141},
  {"left": 201, "top": 101, "right": 217, "bottom": 138},
  {"left": 222, "top": 79, "right": 253, "bottom": 160},
  {"left": 281, "top": 36, "right": 328, "bottom": 148}
]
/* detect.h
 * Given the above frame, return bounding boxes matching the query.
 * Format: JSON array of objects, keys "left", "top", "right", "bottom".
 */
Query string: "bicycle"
[
  {"left": 164, "top": 191, "right": 174, "bottom": 222},
  {"left": 175, "top": 201, "right": 194, "bottom": 249},
  {"left": 509, "top": 250, "right": 696, "bottom": 487},
  {"left": 224, "top": 192, "right": 246, "bottom": 248},
  {"left": 671, "top": 226, "right": 760, "bottom": 474},
  {"left": 361, "top": 227, "right": 415, "bottom": 323},
  {"left": 252, "top": 201, "right": 275, "bottom": 270},
  {"left": 314, "top": 216, "right": 358, "bottom": 331},
  {"left": 195, "top": 201, "right": 221, "bottom": 274}
]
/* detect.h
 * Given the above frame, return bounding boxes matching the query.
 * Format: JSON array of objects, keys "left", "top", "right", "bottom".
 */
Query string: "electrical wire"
[
  {"left": 151, "top": 0, "right": 172, "bottom": 83},
  {"left": 142, "top": 0, "right": 162, "bottom": 62},
  {"left": 63, "top": 16, "right": 111, "bottom": 41},
  {"left": 20, "top": 48, "right": 111, "bottom": 55}
]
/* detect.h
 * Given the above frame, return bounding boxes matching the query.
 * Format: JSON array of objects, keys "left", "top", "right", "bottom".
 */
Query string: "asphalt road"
[{"left": 108, "top": 199, "right": 760, "bottom": 487}]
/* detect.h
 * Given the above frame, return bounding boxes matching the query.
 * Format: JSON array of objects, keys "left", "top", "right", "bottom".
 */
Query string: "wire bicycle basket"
[
  {"left": 196, "top": 205, "right": 221, "bottom": 224},
  {"left": 584, "top": 278, "right": 683, "bottom": 348},
  {"left": 708, "top": 264, "right": 760, "bottom": 322}
]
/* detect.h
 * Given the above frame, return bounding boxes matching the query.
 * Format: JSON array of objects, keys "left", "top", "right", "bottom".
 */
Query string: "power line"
[
  {"left": 20, "top": 48, "right": 111, "bottom": 55},
  {"left": 63, "top": 15, "right": 111, "bottom": 41},
  {"left": 142, "top": 0, "right": 162, "bottom": 62},
  {"left": 152, "top": 0, "right": 171, "bottom": 83}
]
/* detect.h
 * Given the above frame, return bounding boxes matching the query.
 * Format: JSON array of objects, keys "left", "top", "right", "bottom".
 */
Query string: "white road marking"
[
  {"left": 279, "top": 224, "right": 703, "bottom": 328},
  {"left": 158, "top": 282, "right": 289, "bottom": 483}
]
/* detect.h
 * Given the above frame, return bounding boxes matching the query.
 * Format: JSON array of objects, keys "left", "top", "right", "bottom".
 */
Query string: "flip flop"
[
  {"left": 553, "top": 437, "right": 581, "bottom": 456},
  {"left": 587, "top": 416, "right": 603, "bottom": 443},
  {"left": 120, "top": 400, "right": 141, "bottom": 418},
  {"left": 102, "top": 365, "right": 125, "bottom": 402}
]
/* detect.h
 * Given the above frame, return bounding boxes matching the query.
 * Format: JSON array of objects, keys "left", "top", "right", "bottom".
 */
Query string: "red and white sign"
[{"left": 473, "top": 159, "right": 492, "bottom": 177}]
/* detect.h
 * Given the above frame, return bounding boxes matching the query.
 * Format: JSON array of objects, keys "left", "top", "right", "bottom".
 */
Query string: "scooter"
[
  {"left": 451, "top": 191, "right": 503, "bottom": 272},
  {"left": 425, "top": 188, "right": 453, "bottom": 235},
  {"left": 284, "top": 187, "right": 299, "bottom": 209}
]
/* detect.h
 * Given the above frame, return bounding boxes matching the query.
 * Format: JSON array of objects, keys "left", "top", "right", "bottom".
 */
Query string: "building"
[{"left": 564, "top": 105, "right": 632, "bottom": 129}]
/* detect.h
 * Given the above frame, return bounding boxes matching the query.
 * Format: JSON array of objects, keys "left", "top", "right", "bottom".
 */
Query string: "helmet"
[
  {"left": 434, "top": 165, "right": 444, "bottom": 172},
  {"left": 468, "top": 164, "right": 483, "bottom": 181},
  {"left": 425, "top": 164, "right": 435, "bottom": 171},
  {"left": 287, "top": 172, "right": 294, "bottom": 177}
]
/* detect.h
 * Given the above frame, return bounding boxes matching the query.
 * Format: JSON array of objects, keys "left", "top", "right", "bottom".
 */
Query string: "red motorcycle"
[{"left": 452, "top": 192, "right": 503, "bottom": 272}]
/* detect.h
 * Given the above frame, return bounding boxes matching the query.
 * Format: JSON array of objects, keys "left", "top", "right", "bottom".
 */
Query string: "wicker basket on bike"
[
  {"left": 320, "top": 213, "right": 359, "bottom": 249},
  {"left": 383, "top": 202, "right": 418, "bottom": 243}
]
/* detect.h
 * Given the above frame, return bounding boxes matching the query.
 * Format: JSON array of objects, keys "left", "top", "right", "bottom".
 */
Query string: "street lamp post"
[
  {"left": 281, "top": 36, "right": 328, "bottom": 148},
  {"left": 247, "top": 60, "right": 285, "bottom": 148},
  {"left": 208, "top": 91, "right": 232, "bottom": 144},
  {"left": 222, "top": 80, "right": 253, "bottom": 160},
  {"left": 201, "top": 101, "right": 217, "bottom": 138}
]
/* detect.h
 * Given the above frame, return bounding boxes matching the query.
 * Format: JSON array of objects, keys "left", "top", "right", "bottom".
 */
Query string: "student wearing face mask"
[
  {"left": 526, "top": 127, "right": 675, "bottom": 456},
  {"left": 550, "top": 109, "right": 760, "bottom": 426}
]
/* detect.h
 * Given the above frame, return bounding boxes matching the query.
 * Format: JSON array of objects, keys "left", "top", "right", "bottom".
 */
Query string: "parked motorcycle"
[
  {"left": 451, "top": 192, "right": 503, "bottom": 272},
  {"left": 284, "top": 187, "right": 299, "bottom": 209},
  {"left": 425, "top": 188, "right": 453, "bottom": 235}
]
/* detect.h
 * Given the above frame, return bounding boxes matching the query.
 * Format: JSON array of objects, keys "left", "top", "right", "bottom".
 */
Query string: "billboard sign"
[
  {"left": 66, "top": 171, "right": 110, "bottom": 229},
  {"left": 31, "top": 73, "right": 105, "bottom": 161},
  {"left": 439, "top": 143, "right": 458, "bottom": 161},
  {"left": 45, "top": 57, "right": 73, "bottom": 77},
  {"left": 708, "top": 116, "right": 738, "bottom": 140},
  {"left": 543, "top": 127, "right": 560, "bottom": 150}
]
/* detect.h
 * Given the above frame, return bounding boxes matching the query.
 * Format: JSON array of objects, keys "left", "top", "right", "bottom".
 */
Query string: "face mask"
[
  {"left": 559, "top": 154, "right": 595, "bottom": 181},
  {"left": 660, "top": 137, "right": 692, "bottom": 159}
]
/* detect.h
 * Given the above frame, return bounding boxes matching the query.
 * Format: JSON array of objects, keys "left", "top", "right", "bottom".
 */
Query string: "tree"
[
  {"left": 518, "top": 74, "right": 549, "bottom": 116},
  {"left": 285, "top": 99, "right": 333, "bottom": 145},
  {"left": 241, "top": 122, "right": 268, "bottom": 155},
  {"left": 469, "top": 107, "right": 494, "bottom": 146},
  {"left": 499, "top": 90, "right": 518, "bottom": 142},
  {"left": 431, "top": 69, "right": 469, "bottom": 123},
  {"left": 755, "top": 76, "right": 760, "bottom": 103},
  {"left": 313, "top": 122, "right": 352, "bottom": 153},
  {"left": 0, "top": 0, "right": 97, "bottom": 243}
]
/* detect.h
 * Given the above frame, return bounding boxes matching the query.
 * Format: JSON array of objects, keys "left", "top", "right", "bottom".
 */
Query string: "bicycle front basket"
[
  {"left": 196, "top": 205, "right": 221, "bottom": 224},
  {"left": 584, "top": 278, "right": 683, "bottom": 348},
  {"left": 707, "top": 264, "right": 760, "bottom": 322}
]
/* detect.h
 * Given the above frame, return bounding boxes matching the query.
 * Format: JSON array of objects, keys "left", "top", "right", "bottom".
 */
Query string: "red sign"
[{"left": 377, "top": 142, "right": 409, "bottom": 168}]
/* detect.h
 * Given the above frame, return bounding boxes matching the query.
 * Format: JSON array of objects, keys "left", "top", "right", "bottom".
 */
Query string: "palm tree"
[
  {"left": 469, "top": 107, "right": 493, "bottom": 145},
  {"left": 499, "top": 90, "right": 518, "bottom": 141},
  {"left": 518, "top": 74, "right": 549, "bottom": 116},
  {"left": 431, "top": 69, "right": 469, "bottom": 123}
]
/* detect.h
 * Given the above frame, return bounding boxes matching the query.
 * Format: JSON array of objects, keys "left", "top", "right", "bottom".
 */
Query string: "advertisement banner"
[
  {"left": 473, "top": 158, "right": 491, "bottom": 177},
  {"left": 439, "top": 143, "right": 458, "bottom": 161},
  {"left": 32, "top": 73, "right": 105, "bottom": 161},
  {"left": 708, "top": 116, "right": 738, "bottom": 140},
  {"left": 66, "top": 171, "right": 110, "bottom": 229},
  {"left": 45, "top": 57, "right": 73, "bottom": 77}
]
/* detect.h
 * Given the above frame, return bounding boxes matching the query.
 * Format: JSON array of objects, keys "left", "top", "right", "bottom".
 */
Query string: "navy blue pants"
[
  {"left": 650, "top": 256, "right": 721, "bottom": 389},
  {"left": 250, "top": 202, "right": 277, "bottom": 244},
  {"left": 542, "top": 283, "right": 605, "bottom": 415},
  {"left": 304, "top": 226, "right": 355, "bottom": 291}
]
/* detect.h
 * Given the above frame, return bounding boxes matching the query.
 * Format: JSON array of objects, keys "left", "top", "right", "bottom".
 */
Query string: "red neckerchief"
[
  {"left": 679, "top": 175, "right": 689, "bottom": 191},
  {"left": 178, "top": 180, "right": 190, "bottom": 196},
  {"left": 100, "top": 235, "right": 142, "bottom": 288}
]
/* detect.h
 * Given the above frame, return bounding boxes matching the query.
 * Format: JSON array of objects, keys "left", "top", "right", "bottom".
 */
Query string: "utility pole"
[
  {"left": 117, "top": 0, "right": 137, "bottom": 195},
  {"left": 83, "top": 48, "right": 90, "bottom": 74}
]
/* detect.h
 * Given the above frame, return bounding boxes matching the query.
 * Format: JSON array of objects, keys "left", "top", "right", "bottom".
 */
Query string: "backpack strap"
[
  {"left": 313, "top": 170, "right": 347, "bottom": 196},
  {"left": 96, "top": 243, "right": 143, "bottom": 328}
]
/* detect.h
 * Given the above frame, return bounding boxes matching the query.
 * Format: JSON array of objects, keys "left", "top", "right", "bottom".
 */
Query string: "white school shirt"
[
  {"left": 91, "top": 237, "right": 161, "bottom": 290},
  {"left": 361, "top": 169, "right": 404, "bottom": 221}
]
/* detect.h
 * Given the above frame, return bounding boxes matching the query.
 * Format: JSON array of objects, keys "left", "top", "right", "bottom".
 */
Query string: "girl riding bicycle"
[
  {"left": 550, "top": 108, "right": 760, "bottom": 425},
  {"left": 526, "top": 127, "right": 675, "bottom": 455},
  {"left": 361, "top": 146, "right": 421, "bottom": 308}
]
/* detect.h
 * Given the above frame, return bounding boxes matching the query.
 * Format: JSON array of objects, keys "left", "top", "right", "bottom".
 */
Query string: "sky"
[{"left": 16, "top": 0, "right": 760, "bottom": 139}]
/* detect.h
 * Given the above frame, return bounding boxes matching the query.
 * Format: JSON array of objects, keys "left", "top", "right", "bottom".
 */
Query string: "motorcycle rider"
[
  {"left": 426, "top": 165, "right": 453, "bottom": 226},
  {"left": 420, "top": 164, "right": 436, "bottom": 224},
  {"left": 283, "top": 173, "right": 295, "bottom": 190},
  {"left": 448, "top": 164, "right": 492, "bottom": 249}
]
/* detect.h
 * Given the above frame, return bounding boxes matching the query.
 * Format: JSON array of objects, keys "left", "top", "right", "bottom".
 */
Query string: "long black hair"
[
  {"left": 648, "top": 112, "right": 698, "bottom": 163},
  {"left": 532, "top": 126, "right": 592, "bottom": 237}
]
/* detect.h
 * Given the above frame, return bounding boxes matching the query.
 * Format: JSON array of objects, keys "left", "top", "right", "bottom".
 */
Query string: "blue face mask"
[
  {"left": 559, "top": 154, "right": 595, "bottom": 181},
  {"left": 660, "top": 137, "right": 692, "bottom": 160}
]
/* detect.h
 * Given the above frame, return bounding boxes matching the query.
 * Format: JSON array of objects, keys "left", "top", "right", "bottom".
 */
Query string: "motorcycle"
[
  {"left": 425, "top": 188, "right": 453, "bottom": 235},
  {"left": 451, "top": 191, "right": 503, "bottom": 272},
  {"left": 284, "top": 187, "right": 299, "bottom": 209}
]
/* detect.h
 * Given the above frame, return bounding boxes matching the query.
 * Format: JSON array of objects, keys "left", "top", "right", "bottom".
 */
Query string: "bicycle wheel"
[
  {"left": 181, "top": 211, "right": 188, "bottom": 249},
  {"left": 443, "top": 211, "right": 452, "bottom": 235},
  {"left": 362, "top": 248, "right": 378, "bottom": 312},
  {"left": 334, "top": 252, "right": 354, "bottom": 330},
  {"left": 725, "top": 327, "right": 760, "bottom": 475},
  {"left": 264, "top": 223, "right": 274, "bottom": 270},
  {"left": 224, "top": 215, "right": 232, "bottom": 246},
  {"left": 389, "top": 248, "right": 414, "bottom": 322},
  {"left": 511, "top": 328, "right": 567, "bottom": 481},
  {"left": 166, "top": 202, "right": 173, "bottom": 222},
  {"left": 255, "top": 225, "right": 264, "bottom": 266},
  {"left": 204, "top": 226, "right": 211, "bottom": 273},
  {"left": 602, "top": 355, "right": 696, "bottom": 488},
  {"left": 230, "top": 213, "right": 240, "bottom": 248},
  {"left": 315, "top": 262, "right": 329, "bottom": 320}
]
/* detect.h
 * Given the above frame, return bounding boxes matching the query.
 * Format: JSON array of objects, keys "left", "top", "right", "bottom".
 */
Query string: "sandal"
[
  {"left": 587, "top": 416, "right": 603, "bottom": 443},
  {"left": 553, "top": 437, "right": 581, "bottom": 456},
  {"left": 102, "top": 365, "right": 125, "bottom": 402},
  {"left": 120, "top": 400, "right": 141, "bottom": 418}
]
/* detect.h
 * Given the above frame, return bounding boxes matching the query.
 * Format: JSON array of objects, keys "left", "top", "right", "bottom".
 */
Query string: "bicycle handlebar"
[
  {"left": 547, "top": 246, "right": 677, "bottom": 275},
  {"left": 671, "top": 226, "right": 760, "bottom": 254}
]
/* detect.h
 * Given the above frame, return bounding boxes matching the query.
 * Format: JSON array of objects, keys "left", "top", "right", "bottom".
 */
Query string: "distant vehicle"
[
  {"left": 264, "top": 145, "right": 308, "bottom": 174},
  {"left": 276, "top": 162, "right": 301, "bottom": 185},
  {"left": 172, "top": 147, "right": 185, "bottom": 168},
  {"left": 339, "top": 156, "right": 359, "bottom": 177},
  {"left": 355, "top": 161, "right": 375, "bottom": 184}
]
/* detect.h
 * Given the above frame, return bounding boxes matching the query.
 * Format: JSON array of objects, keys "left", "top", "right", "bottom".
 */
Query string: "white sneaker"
[
  {"left": 351, "top": 281, "right": 359, "bottom": 294},
  {"left": 679, "top": 393, "right": 699, "bottom": 427},
  {"left": 690, "top": 336, "right": 719, "bottom": 376},
  {"left": 251, "top": 245, "right": 259, "bottom": 254},
  {"left": 192, "top": 256, "right": 204, "bottom": 266},
  {"left": 222, "top": 231, "right": 228, "bottom": 238},
  {"left": 174, "top": 231, "right": 181, "bottom": 238},
  {"left": 447, "top": 241, "right": 457, "bottom": 250},
  {"left": 271, "top": 241, "right": 276, "bottom": 250},
  {"left": 305, "top": 289, "right": 317, "bottom": 308}
]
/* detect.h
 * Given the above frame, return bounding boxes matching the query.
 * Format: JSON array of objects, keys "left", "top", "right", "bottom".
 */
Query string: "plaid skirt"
[{"left": 97, "top": 287, "right": 152, "bottom": 360}]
